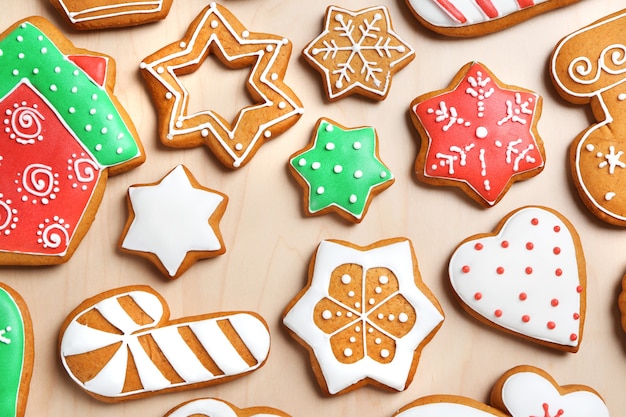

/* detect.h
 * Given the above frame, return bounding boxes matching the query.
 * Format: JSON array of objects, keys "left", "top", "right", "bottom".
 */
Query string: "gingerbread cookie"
[
  {"left": 0, "top": 17, "right": 144, "bottom": 266},
  {"left": 448, "top": 206, "right": 586, "bottom": 352},
  {"left": 0, "top": 283, "right": 33, "bottom": 417},
  {"left": 49, "top": 0, "right": 174, "bottom": 30},
  {"left": 303, "top": 5, "right": 414, "bottom": 101},
  {"left": 551, "top": 9, "right": 626, "bottom": 226},
  {"left": 59, "top": 286, "right": 271, "bottom": 402},
  {"left": 119, "top": 165, "right": 228, "bottom": 279},
  {"left": 394, "top": 365, "right": 609, "bottom": 417},
  {"left": 410, "top": 62, "right": 544, "bottom": 207},
  {"left": 289, "top": 118, "right": 394, "bottom": 223},
  {"left": 283, "top": 238, "right": 444, "bottom": 396},
  {"left": 405, "top": 0, "right": 580, "bottom": 37},
  {"left": 164, "top": 398, "right": 291, "bottom": 417},
  {"left": 140, "top": 2, "right": 304, "bottom": 169}
]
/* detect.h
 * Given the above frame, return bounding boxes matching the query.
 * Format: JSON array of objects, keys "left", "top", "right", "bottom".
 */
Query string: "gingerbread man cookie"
[
  {"left": 394, "top": 365, "right": 609, "bottom": 417},
  {"left": 140, "top": 2, "right": 303, "bottom": 169},
  {"left": 551, "top": 9, "right": 626, "bottom": 226}
]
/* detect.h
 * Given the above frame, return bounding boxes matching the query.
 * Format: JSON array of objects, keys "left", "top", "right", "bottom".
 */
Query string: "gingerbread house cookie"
[{"left": 0, "top": 17, "right": 144, "bottom": 266}]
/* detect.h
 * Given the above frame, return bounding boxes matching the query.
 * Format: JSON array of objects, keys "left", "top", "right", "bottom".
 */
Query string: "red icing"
[
  {"left": 576, "top": 286, "right": 583, "bottom": 293},
  {"left": 433, "top": 0, "right": 467, "bottom": 23},
  {"left": 573, "top": 313, "right": 580, "bottom": 320},
  {"left": 0, "top": 84, "right": 100, "bottom": 256},
  {"left": 551, "top": 299, "right": 559, "bottom": 307},
  {"left": 516, "top": 0, "right": 537, "bottom": 8},
  {"left": 414, "top": 63, "right": 542, "bottom": 205},
  {"left": 462, "top": 265, "right": 471, "bottom": 273},
  {"left": 496, "top": 266, "right": 505, "bottom": 275},
  {"left": 570, "top": 333, "right": 577, "bottom": 341},
  {"left": 68, "top": 55, "right": 108, "bottom": 87},
  {"left": 519, "top": 292, "right": 527, "bottom": 301},
  {"left": 526, "top": 242, "right": 534, "bottom": 250},
  {"left": 525, "top": 266, "right": 533, "bottom": 275},
  {"left": 555, "top": 268, "right": 563, "bottom": 277},
  {"left": 553, "top": 225, "right": 561, "bottom": 233},
  {"left": 494, "top": 309, "right": 502, "bottom": 317},
  {"left": 501, "top": 241, "right": 509, "bottom": 248},
  {"left": 531, "top": 218, "right": 539, "bottom": 225},
  {"left": 474, "top": 292, "right": 482, "bottom": 300},
  {"left": 474, "top": 242, "right": 483, "bottom": 250},
  {"left": 547, "top": 321, "right": 556, "bottom": 329},
  {"left": 522, "top": 315, "right": 530, "bottom": 323},
  {"left": 553, "top": 247, "right": 561, "bottom": 255},
  {"left": 476, "top": 0, "right": 499, "bottom": 18}
]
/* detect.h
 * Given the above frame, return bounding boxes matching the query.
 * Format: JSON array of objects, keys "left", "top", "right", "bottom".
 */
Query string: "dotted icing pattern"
[
  {"left": 290, "top": 119, "right": 393, "bottom": 220},
  {"left": 0, "top": 286, "right": 26, "bottom": 417},
  {"left": 0, "top": 21, "right": 140, "bottom": 168}
]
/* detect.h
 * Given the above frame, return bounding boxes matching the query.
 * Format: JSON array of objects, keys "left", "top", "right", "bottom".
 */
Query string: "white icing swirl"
[
  {"left": 568, "top": 44, "right": 626, "bottom": 85},
  {"left": 10, "top": 105, "right": 44, "bottom": 144},
  {"left": 73, "top": 159, "right": 98, "bottom": 183},
  {"left": 22, "top": 164, "right": 54, "bottom": 197}
]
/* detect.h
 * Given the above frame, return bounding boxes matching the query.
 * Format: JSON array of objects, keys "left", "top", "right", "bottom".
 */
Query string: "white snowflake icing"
[{"left": 595, "top": 145, "right": 626, "bottom": 174}]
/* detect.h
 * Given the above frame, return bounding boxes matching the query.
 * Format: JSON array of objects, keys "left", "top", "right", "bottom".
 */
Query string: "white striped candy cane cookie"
[
  {"left": 58, "top": 286, "right": 270, "bottom": 402},
  {"left": 164, "top": 398, "right": 291, "bottom": 417},
  {"left": 405, "top": 0, "right": 580, "bottom": 37}
]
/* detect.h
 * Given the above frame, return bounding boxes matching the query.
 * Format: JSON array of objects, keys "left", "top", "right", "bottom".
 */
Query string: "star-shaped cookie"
[
  {"left": 410, "top": 62, "right": 545, "bottom": 206},
  {"left": 119, "top": 165, "right": 228, "bottom": 279},
  {"left": 304, "top": 5, "right": 414, "bottom": 101},
  {"left": 289, "top": 118, "right": 394, "bottom": 223},
  {"left": 140, "top": 2, "right": 303, "bottom": 169},
  {"left": 283, "top": 238, "right": 444, "bottom": 396}
]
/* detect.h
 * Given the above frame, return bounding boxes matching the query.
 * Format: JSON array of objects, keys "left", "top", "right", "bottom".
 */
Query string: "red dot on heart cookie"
[
  {"left": 501, "top": 241, "right": 509, "bottom": 248},
  {"left": 570, "top": 333, "right": 578, "bottom": 341},
  {"left": 494, "top": 309, "right": 502, "bottom": 317},
  {"left": 474, "top": 243, "right": 483, "bottom": 251},
  {"left": 573, "top": 312, "right": 580, "bottom": 320},
  {"left": 553, "top": 247, "right": 561, "bottom": 255},
  {"left": 525, "top": 267, "right": 533, "bottom": 275},
  {"left": 555, "top": 268, "right": 563, "bottom": 277},
  {"left": 547, "top": 321, "right": 556, "bottom": 329},
  {"left": 526, "top": 242, "right": 534, "bottom": 250},
  {"left": 531, "top": 218, "right": 539, "bottom": 225},
  {"left": 462, "top": 265, "right": 471, "bottom": 273},
  {"left": 551, "top": 298, "right": 559, "bottom": 307},
  {"left": 576, "top": 286, "right": 583, "bottom": 293},
  {"left": 496, "top": 266, "right": 505, "bottom": 275},
  {"left": 522, "top": 315, "right": 531, "bottom": 322},
  {"left": 554, "top": 225, "right": 561, "bottom": 233},
  {"left": 474, "top": 292, "right": 482, "bottom": 300},
  {"left": 519, "top": 292, "right": 527, "bottom": 301}
]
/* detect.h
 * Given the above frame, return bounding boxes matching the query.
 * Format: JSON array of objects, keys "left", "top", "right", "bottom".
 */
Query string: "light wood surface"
[{"left": 3, "top": 1, "right": 626, "bottom": 416}]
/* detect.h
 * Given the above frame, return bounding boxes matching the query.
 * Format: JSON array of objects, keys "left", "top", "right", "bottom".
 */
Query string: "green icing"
[
  {"left": 0, "top": 287, "right": 25, "bottom": 417},
  {"left": 0, "top": 22, "right": 140, "bottom": 167},
  {"left": 291, "top": 119, "right": 393, "bottom": 219}
]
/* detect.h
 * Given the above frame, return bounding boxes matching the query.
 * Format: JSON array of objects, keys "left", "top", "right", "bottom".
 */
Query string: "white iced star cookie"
[
  {"left": 282, "top": 238, "right": 444, "bottom": 395},
  {"left": 119, "top": 165, "right": 228, "bottom": 279}
]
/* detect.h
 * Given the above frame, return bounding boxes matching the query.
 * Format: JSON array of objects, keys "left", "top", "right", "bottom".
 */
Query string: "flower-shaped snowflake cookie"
[
  {"left": 304, "top": 5, "right": 414, "bottom": 101},
  {"left": 289, "top": 118, "right": 394, "bottom": 223},
  {"left": 283, "top": 238, "right": 444, "bottom": 395},
  {"left": 119, "top": 165, "right": 228, "bottom": 279},
  {"left": 410, "top": 62, "right": 545, "bottom": 207}
]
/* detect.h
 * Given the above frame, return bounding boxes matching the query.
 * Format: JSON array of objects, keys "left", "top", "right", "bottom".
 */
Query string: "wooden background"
[{"left": 3, "top": 0, "right": 626, "bottom": 416}]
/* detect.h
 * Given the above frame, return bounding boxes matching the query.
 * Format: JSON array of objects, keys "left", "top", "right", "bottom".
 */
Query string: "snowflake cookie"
[
  {"left": 394, "top": 365, "right": 609, "bottom": 417},
  {"left": 140, "top": 2, "right": 304, "bottom": 169},
  {"left": 551, "top": 10, "right": 626, "bottom": 226},
  {"left": 404, "top": 0, "right": 580, "bottom": 37},
  {"left": 0, "top": 283, "right": 33, "bottom": 417},
  {"left": 0, "top": 17, "right": 144, "bottom": 266},
  {"left": 289, "top": 118, "right": 394, "bottom": 223},
  {"left": 411, "top": 61, "right": 545, "bottom": 207},
  {"left": 283, "top": 238, "right": 444, "bottom": 395},
  {"left": 303, "top": 5, "right": 414, "bottom": 101},
  {"left": 163, "top": 398, "right": 291, "bottom": 417},
  {"left": 59, "top": 286, "right": 271, "bottom": 402},
  {"left": 119, "top": 165, "right": 228, "bottom": 279},
  {"left": 449, "top": 206, "right": 586, "bottom": 352}
]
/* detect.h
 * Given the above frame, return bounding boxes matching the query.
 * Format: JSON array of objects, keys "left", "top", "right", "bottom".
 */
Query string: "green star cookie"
[{"left": 290, "top": 118, "right": 394, "bottom": 223}]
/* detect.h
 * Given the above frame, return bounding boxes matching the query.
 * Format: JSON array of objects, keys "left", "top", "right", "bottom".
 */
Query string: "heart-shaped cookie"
[
  {"left": 164, "top": 398, "right": 291, "bottom": 417},
  {"left": 448, "top": 206, "right": 586, "bottom": 352},
  {"left": 394, "top": 366, "right": 609, "bottom": 417}
]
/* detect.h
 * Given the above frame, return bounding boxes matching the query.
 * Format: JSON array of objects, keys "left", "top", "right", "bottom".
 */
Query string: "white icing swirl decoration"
[
  {"left": 73, "top": 158, "right": 98, "bottom": 183},
  {"left": 37, "top": 216, "right": 70, "bottom": 249},
  {"left": 0, "top": 199, "right": 14, "bottom": 232},
  {"left": 6, "top": 104, "right": 45, "bottom": 145},
  {"left": 568, "top": 44, "right": 626, "bottom": 85},
  {"left": 22, "top": 164, "right": 56, "bottom": 197}
]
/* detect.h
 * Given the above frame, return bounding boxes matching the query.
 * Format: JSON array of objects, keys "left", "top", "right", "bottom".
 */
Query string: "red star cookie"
[{"left": 410, "top": 62, "right": 545, "bottom": 207}]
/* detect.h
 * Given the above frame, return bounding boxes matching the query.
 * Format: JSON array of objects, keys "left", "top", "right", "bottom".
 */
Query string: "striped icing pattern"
[{"left": 60, "top": 289, "right": 270, "bottom": 399}]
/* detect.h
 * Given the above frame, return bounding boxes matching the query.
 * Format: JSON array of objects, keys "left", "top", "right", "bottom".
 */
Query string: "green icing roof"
[{"left": 0, "top": 22, "right": 140, "bottom": 168}]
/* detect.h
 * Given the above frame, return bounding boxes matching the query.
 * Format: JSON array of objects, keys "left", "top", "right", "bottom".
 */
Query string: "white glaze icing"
[
  {"left": 121, "top": 165, "right": 225, "bottom": 277},
  {"left": 396, "top": 402, "right": 497, "bottom": 417},
  {"left": 283, "top": 239, "right": 443, "bottom": 394},
  {"left": 57, "top": 1, "right": 166, "bottom": 24},
  {"left": 60, "top": 288, "right": 270, "bottom": 398},
  {"left": 449, "top": 207, "right": 583, "bottom": 348},
  {"left": 501, "top": 371, "right": 609, "bottom": 417},
  {"left": 406, "top": 0, "right": 549, "bottom": 28},
  {"left": 167, "top": 398, "right": 282, "bottom": 417}
]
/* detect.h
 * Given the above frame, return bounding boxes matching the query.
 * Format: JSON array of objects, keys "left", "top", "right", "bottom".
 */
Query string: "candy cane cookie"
[
  {"left": 0, "top": 283, "right": 33, "bottom": 417},
  {"left": 59, "top": 286, "right": 271, "bottom": 402},
  {"left": 140, "top": 2, "right": 304, "bottom": 169}
]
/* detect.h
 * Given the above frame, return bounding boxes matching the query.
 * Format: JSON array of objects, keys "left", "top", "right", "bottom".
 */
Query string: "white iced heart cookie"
[
  {"left": 449, "top": 206, "right": 586, "bottom": 352},
  {"left": 164, "top": 398, "right": 291, "bottom": 417},
  {"left": 394, "top": 366, "right": 609, "bottom": 417}
]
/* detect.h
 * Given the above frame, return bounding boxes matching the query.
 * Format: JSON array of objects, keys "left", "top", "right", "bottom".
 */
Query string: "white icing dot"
[
  {"left": 18, "top": 53, "right": 24, "bottom": 59},
  {"left": 322, "top": 310, "right": 332, "bottom": 320},
  {"left": 354, "top": 170, "right": 363, "bottom": 179},
  {"left": 375, "top": 287, "right": 382, "bottom": 294},
  {"left": 399, "top": 312, "right": 409, "bottom": 323},
  {"left": 349, "top": 194, "right": 357, "bottom": 204},
  {"left": 71, "top": 87, "right": 78, "bottom": 93},
  {"left": 201, "top": 129, "right": 209, "bottom": 137},
  {"left": 475, "top": 126, "right": 488, "bottom": 138},
  {"left": 116, "top": 147, "right": 123, "bottom": 155},
  {"left": 368, "top": 298, "right": 375, "bottom": 305},
  {"left": 388, "top": 314, "right": 395, "bottom": 321},
  {"left": 264, "top": 130, "right": 272, "bottom": 138},
  {"left": 175, "top": 121, "right": 183, "bottom": 128},
  {"left": 344, "top": 348, "right": 353, "bottom": 357},
  {"left": 380, "top": 171, "right": 387, "bottom": 178},
  {"left": 107, "top": 114, "right": 113, "bottom": 120},
  {"left": 242, "top": 30, "right": 250, "bottom": 38},
  {"left": 85, "top": 124, "right": 92, "bottom": 132},
  {"left": 325, "top": 124, "right": 334, "bottom": 133},
  {"left": 101, "top": 128, "right": 108, "bottom": 135},
  {"left": 68, "top": 107, "right": 75, "bottom": 114},
  {"left": 278, "top": 101, "right": 286, "bottom": 109},
  {"left": 179, "top": 42, "right": 187, "bottom": 48},
  {"left": 271, "top": 73, "right": 278, "bottom": 81},
  {"left": 312, "top": 162, "right": 321, "bottom": 170},
  {"left": 326, "top": 143, "right": 335, "bottom": 150},
  {"left": 349, "top": 337, "right": 356, "bottom": 343},
  {"left": 95, "top": 144, "right": 102, "bottom": 151},
  {"left": 375, "top": 338, "right": 382, "bottom": 345},
  {"left": 12, "top": 69, "right": 18, "bottom": 76},
  {"left": 355, "top": 326, "right": 361, "bottom": 333},
  {"left": 605, "top": 192, "right": 617, "bottom": 201},
  {"left": 341, "top": 274, "right": 351, "bottom": 284},
  {"left": 50, "top": 84, "right": 58, "bottom": 92},
  {"left": 380, "top": 349, "right": 390, "bottom": 358},
  {"left": 316, "top": 186, "right": 324, "bottom": 195},
  {"left": 41, "top": 47, "right": 47, "bottom": 54},
  {"left": 266, "top": 45, "right": 274, "bottom": 52},
  {"left": 379, "top": 275, "right": 389, "bottom": 285},
  {"left": 157, "top": 66, "right": 165, "bottom": 74},
  {"left": 92, "top": 94, "right": 98, "bottom": 100},
  {"left": 16, "top": 36, "right": 23, "bottom": 42},
  {"left": 348, "top": 291, "right": 355, "bottom": 297},
  {"left": 298, "top": 158, "right": 306, "bottom": 167},
  {"left": 165, "top": 92, "right": 173, "bottom": 100},
  {"left": 377, "top": 313, "right": 384, "bottom": 319},
  {"left": 32, "top": 68, "right": 39, "bottom": 75},
  {"left": 89, "top": 108, "right": 96, "bottom": 115},
  {"left": 619, "top": 93, "right": 626, "bottom": 101},
  {"left": 353, "top": 141, "right": 361, "bottom": 150},
  {"left": 333, "top": 165, "right": 343, "bottom": 174},
  {"left": 585, "top": 144, "right": 595, "bottom": 152},
  {"left": 211, "top": 20, "right": 218, "bottom": 29},
  {"left": 235, "top": 143, "right": 243, "bottom": 151},
  {"left": 354, "top": 302, "right": 361, "bottom": 309}
]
